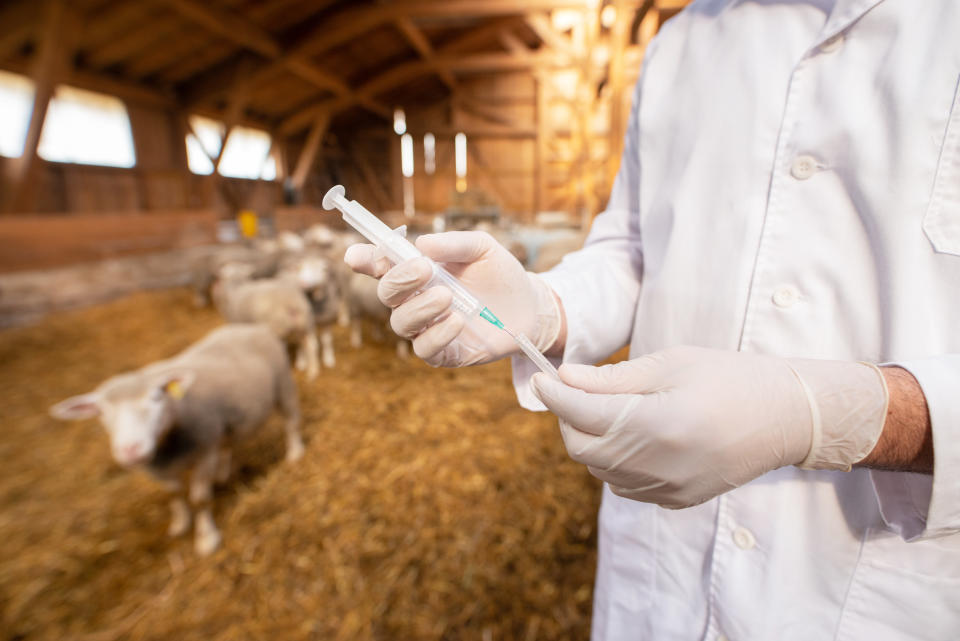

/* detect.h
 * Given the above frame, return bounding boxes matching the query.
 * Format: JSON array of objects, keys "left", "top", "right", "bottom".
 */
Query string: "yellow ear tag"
[{"left": 166, "top": 380, "right": 185, "bottom": 400}]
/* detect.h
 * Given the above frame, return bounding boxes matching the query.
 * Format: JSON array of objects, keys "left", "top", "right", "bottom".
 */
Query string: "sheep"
[
  {"left": 277, "top": 250, "right": 340, "bottom": 369},
  {"left": 346, "top": 271, "right": 409, "bottom": 359},
  {"left": 49, "top": 324, "right": 304, "bottom": 556},
  {"left": 212, "top": 265, "right": 320, "bottom": 380},
  {"left": 191, "top": 242, "right": 280, "bottom": 308},
  {"left": 304, "top": 226, "right": 360, "bottom": 328}
]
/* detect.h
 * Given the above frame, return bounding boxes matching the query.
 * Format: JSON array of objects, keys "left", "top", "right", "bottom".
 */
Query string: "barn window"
[
  {"left": 401, "top": 133, "right": 414, "bottom": 178},
  {"left": 38, "top": 85, "right": 136, "bottom": 167},
  {"left": 0, "top": 70, "right": 33, "bottom": 158},
  {"left": 218, "top": 126, "right": 275, "bottom": 180},
  {"left": 185, "top": 116, "right": 276, "bottom": 180},
  {"left": 423, "top": 132, "right": 435, "bottom": 175},
  {"left": 455, "top": 132, "right": 467, "bottom": 193},
  {"left": 393, "top": 107, "right": 407, "bottom": 135},
  {"left": 185, "top": 115, "right": 223, "bottom": 175}
]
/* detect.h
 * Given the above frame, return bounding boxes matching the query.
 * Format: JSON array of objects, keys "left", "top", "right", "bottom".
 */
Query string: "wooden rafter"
[
  {"left": 394, "top": 17, "right": 457, "bottom": 91},
  {"left": 290, "top": 110, "right": 331, "bottom": 191},
  {"left": 278, "top": 17, "right": 526, "bottom": 136},
  {"left": 0, "top": 0, "right": 39, "bottom": 63},
  {"left": 525, "top": 13, "right": 579, "bottom": 59},
  {"left": 153, "top": 0, "right": 389, "bottom": 119}
]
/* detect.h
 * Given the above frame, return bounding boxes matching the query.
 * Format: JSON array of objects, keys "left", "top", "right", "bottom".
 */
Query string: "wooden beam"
[
  {"left": 394, "top": 17, "right": 457, "bottom": 91},
  {"left": 153, "top": 0, "right": 280, "bottom": 58},
  {"left": 278, "top": 19, "right": 530, "bottom": 135},
  {"left": 291, "top": 110, "right": 331, "bottom": 191},
  {"left": 525, "top": 13, "right": 579, "bottom": 59},
  {"left": 0, "top": 60, "right": 176, "bottom": 108},
  {"left": 638, "top": 4, "right": 661, "bottom": 48},
  {"left": 0, "top": 0, "right": 39, "bottom": 63},
  {"left": 4, "top": 0, "right": 74, "bottom": 213},
  {"left": 498, "top": 29, "right": 531, "bottom": 56},
  {"left": 156, "top": 0, "right": 388, "bottom": 118}
]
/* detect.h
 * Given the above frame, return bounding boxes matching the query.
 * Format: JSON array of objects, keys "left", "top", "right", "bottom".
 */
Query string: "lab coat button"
[
  {"left": 772, "top": 285, "right": 799, "bottom": 308},
  {"left": 718, "top": 634, "right": 730, "bottom": 641},
  {"left": 820, "top": 33, "right": 845, "bottom": 53},
  {"left": 790, "top": 155, "right": 818, "bottom": 180},
  {"left": 732, "top": 526, "right": 756, "bottom": 550}
]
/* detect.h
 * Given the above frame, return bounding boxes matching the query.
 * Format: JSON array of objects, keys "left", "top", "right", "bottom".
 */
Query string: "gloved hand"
[
  {"left": 531, "top": 346, "right": 888, "bottom": 508},
  {"left": 344, "top": 231, "right": 562, "bottom": 367}
]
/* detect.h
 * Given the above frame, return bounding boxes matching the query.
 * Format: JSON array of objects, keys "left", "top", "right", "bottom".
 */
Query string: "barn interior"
[{"left": 0, "top": 1, "right": 684, "bottom": 639}]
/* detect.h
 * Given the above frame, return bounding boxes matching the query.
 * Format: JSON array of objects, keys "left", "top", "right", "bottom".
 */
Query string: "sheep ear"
[
  {"left": 157, "top": 370, "right": 197, "bottom": 400},
  {"left": 50, "top": 394, "right": 102, "bottom": 421}
]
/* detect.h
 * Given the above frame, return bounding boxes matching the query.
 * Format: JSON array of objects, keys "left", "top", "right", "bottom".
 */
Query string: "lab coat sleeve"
[
  {"left": 871, "top": 354, "right": 960, "bottom": 540},
  {"left": 512, "top": 78, "right": 645, "bottom": 411}
]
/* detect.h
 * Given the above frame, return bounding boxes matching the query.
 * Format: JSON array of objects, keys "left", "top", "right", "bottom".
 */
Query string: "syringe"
[{"left": 322, "top": 185, "right": 559, "bottom": 379}]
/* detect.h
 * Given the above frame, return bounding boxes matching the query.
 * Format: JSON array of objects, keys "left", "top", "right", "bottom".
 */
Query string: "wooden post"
[
  {"left": 4, "top": 0, "right": 72, "bottom": 213},
  {"left": 606, "top": 0, "right": 630, "bottom": 191},
  {"left": 290, "top": 110, "right": 331, "bottom": 192},
  {"left": 534, "top": 73, "right": 548, "bottom": 219}
]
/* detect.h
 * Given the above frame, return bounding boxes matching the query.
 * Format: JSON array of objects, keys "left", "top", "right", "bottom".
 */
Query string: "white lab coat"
[{"left": 512, "top": 1, "right": 960, "bottom": 639}]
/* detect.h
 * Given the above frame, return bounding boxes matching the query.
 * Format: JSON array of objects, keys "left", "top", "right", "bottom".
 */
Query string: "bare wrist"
[{"left": 856, "top": 366, "right": 933, "bottom": 474}]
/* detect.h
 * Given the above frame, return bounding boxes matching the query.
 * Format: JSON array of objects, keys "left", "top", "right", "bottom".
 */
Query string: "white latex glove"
[
  {"left": 344, "top": 231, "right": 561, "bottom": 367},
  {"left": 531, "top": 346, "right": 888, "bottom": 508}
]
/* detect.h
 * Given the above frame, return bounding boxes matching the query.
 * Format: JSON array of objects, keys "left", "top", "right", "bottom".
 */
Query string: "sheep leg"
[
  {"left": 321, "top": 328, "right": 335, "bottom": 368},
  {"left": 278, "top": 371, "right": 304, "bottom": 462},
  {"left": 350, "top": 320, "right": 362, "bottom": 348},
  {"left": 215, "top": 445, "right": 231, "bottom": 484},
  {"left": 190, "top": 450, "right": 221, "bottom": 556},
  {"left": 161, "top": 478, "right": 191, "bottom": 538},
  {"left": 396, "top": 340, "right": 410, "bottom": 360},
  {"left": 371, "top": 322, "right": 385, "bottom": 341},
  {"left": 337, "top": 298, "right": 350, "bottom": 327},
  {"left": 293, "top": 343, "right": 307, "bottom": 371},
  {"left": 302, "top": 332, "right": 320, "bottom": 380}
]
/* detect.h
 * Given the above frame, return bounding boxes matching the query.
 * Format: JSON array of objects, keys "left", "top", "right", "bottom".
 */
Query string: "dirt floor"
[{"left": 0, "top": 289, "right": 601, "bottom": 641}]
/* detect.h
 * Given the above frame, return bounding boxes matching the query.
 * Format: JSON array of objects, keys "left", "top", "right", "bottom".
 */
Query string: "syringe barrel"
[
  {"left": 323, "top": 186, "right": 483, "bottom": 319},
  {"left": 428, "top": 266, "right": 483, "bottom": 319}
]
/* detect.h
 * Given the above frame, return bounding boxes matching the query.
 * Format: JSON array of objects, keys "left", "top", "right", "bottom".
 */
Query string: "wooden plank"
[{"left": 0, "top": 210, "right": 219, "bottom": 273}]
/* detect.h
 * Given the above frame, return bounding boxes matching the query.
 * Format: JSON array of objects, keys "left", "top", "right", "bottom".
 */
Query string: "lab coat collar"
[{"left": 820, "top": 0, "right": 888, "bottom": 43}]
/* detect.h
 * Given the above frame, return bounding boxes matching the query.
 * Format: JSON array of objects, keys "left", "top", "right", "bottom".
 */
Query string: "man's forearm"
[{"left": 856, "top": 366, "right": 934, "bottom": 474}]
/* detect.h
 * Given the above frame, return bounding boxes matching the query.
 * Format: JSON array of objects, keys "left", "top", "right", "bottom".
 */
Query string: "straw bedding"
[{"left": 0, "top": 289, "right": 600, "bottom": 640}]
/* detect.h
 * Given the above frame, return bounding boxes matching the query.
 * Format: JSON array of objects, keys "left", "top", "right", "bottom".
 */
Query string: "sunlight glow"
[
  {"left": 0, "top": 71, "right": 34, "bottom": 158},
  {"left": 38, "top": 85, "right": 136, "bottom": 167}
]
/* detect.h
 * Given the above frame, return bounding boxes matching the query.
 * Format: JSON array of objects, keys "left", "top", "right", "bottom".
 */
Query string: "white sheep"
[
  {"left": 49, "top": 324, "right": 304, "bottom": 556},
  {"left": 212, "top": 265, "right": 320, "bottom": 380},
  {"left": 277, "top": 250, "right": 340, "bottom": 369},
  {"left": 191, "top": 242, "right": 281, "bottom": 308},
  {"left": 346, "top": 271, "right": 409, "bottom": 359}
]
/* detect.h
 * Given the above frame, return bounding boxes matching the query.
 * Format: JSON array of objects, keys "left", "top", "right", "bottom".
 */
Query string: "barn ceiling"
[{"left": 0, "top": 0, "right": 669, "bottom": 141}]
